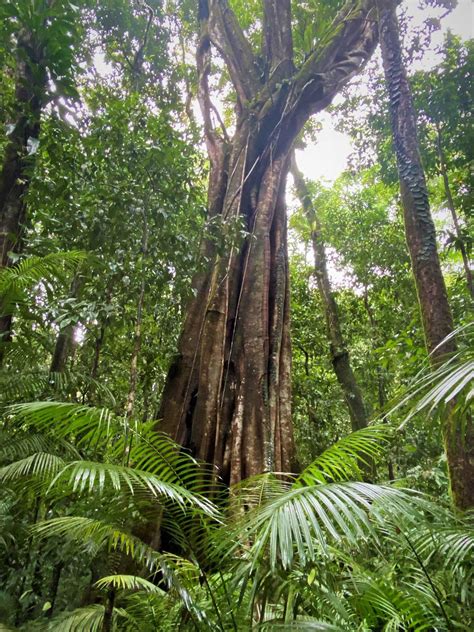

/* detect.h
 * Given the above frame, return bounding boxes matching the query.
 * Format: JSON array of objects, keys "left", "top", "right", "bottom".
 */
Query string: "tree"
[
  {"left": 411, "top": 35, "right": 474, "bottom": 299},
  {"left": 291, "top": 154, "right": 368, "bottom": 433},
  {"left": 158, "top": 0, "right": 379, "bottom": 485},
  {"left": 376, "top": 0, "right": 474, "bottom": 508},
  {"left": 0, "top": 0, "right": 82, "bottom": 357}
]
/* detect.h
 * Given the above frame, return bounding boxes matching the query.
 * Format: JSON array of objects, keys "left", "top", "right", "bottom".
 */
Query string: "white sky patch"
[
  {"left": 291, "top": 1, "right": 472, "bottom": 288},
  {"left": 297, "top": 0, "right": 473, "bottom": 184},
  {"left": 295, "top": 109, "right": 353, "bottom": 183}
]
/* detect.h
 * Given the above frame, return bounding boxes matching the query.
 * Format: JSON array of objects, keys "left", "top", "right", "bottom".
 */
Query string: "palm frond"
[
  {"left": 294, "top": 425, "right": 392, "bottom": 486},
  {"left": 6, "top": 402, "right": 210, "bottom": 491},
  {"left": 387, "top": 322, "right": 474, "bottom": 427},
  {"left": 0, "top": 432, "right": 78, "bottom": 461},
  {"left": 6, "top": 402, "right": 115, "bottom": 453},
  {"left": 258, "top": 622, "right": 343, "bottom": 631},
  {"left": 350, "top": 574, "right": 442, "bottom": 631},
  {"left": 414, "top": 522, "right": 474, "bottom": 568},
  {"left": 32, "top": 516, "right": 208, "bottom": 624},
  {"left": 44, "top": 604, "right": 127, "bottom": 632},
  {"left": 229, "top": 482, "right": 414, "bottom": 571},
  {"left": 0, "top": 369, "right": 116, "bottom": 405},
  {"left": 0, "top": 251, "right": 87, "bottom": 313},
  {"left": 0, "top": 452, "right": 65, "bottom": 482},
  {"left": 46, "top": 460, "right": 217, "bottom": 515},
  {"left": 95, "top": 574, "right": 164, "bottom": 593}
]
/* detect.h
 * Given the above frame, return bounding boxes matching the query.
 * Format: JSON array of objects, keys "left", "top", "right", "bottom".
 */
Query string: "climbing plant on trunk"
[
  {"left": 158, "top": 0, "right": 379, "bottom": 485},
  {"left": 376, "top": 0, "right": 474, "bottom": 509}
]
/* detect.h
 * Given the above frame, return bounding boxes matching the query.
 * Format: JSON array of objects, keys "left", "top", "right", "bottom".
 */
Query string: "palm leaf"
[
  {"left": 294, "top": 425, "right": 392, "bottom": 486},
  {"left": 228, "top": 482, "right": 414, "bottom": 571},
  {"left": 95, "top": 574, "right": 165, "bottom": 594},
  {"left": 0, "top": 250, "right": 87, "bottom": 314},
  {"left": 0, "top": 452, "right": 65, "bottom": 482},
  {"left": 6, "top": 402, "right": 210, "bottom": 491},
  {"left": 44, "top": 460, "right": 218, "bottom": 515},
  {"left": 44, "top": 604, "right": 128, "bottom": 632}
]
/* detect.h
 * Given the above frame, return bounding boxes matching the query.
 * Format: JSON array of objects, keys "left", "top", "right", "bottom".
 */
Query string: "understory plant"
[{"left": 0, "top": 402, "right": 472, "bottom": 630}]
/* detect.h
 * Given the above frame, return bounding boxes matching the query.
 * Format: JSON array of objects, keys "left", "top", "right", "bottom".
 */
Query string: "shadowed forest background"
[{"left": 0, "top": 0, "right": 473, "bottom": 630}]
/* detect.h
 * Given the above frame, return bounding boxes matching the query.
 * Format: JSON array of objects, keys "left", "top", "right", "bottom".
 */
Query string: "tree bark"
[
  {"left": 435, "top": 124, "right": 474, "bottom": 299},
  {"left": 377, "top": 0, "right": 474, "bottom": 508},
  {"left": 0, "top": 29, "right": 47, "bottom": 359},
  {"left": 157, "top": 0, "right": 378, "bottom": 485},
  {"left": 291, "top": 155, "right": 368, "bottom": 432}
]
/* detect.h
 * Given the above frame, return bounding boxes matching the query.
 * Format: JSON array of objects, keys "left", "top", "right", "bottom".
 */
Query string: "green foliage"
[
  {"left": 0, "top": 251, "right": 86, "bottom": 317},
  {"left": 0, "top": 1, "right": 472, "bottom": 629}
]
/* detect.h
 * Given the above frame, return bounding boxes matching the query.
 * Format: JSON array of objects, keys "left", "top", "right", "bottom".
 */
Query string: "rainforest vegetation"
[{"left": 0, "top": 0, "right": 473, "bottom": 629}]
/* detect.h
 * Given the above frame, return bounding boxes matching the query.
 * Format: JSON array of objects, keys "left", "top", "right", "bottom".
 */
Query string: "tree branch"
[
  {"left": 208, "top": 0, "right": 260, "bottom": 103},
  {"left": 196, "top": 6, "right": 224, "bottom": 163},
  {"left": 291, "top": 0, "right": 378, "bottom": 123},
  {"left": 263, "top": 0, "right": 294, "bottom": 82}
]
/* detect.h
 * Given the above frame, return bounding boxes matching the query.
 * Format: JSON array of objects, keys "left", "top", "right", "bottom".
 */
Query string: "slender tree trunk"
[
  {"left": 102, "top": 589, "right": 115, "bottom": 632},
  {"left": 377, "top": 0, "right": 474, "bottom": 508},
  {"left": 157, "top": 0, "right": 378, "bottom": 485},
  {"left": 363, "top": 291, "right": 395, "bottom": 480},
  {"left": 0, "top": 29, "right": 47, "bottom": 361},
  {"left": 91, "top": 327, "right": 105, "bottom": 381},
  {"left": 125, "top": 211, "right": 148, "bottom": 421},
  {"left": 291, "top": 155, "right": 368, "bottom": 432},
  {"left": 435, "top": 124, "right": 474, "bottom": 299},
  {"left": 46, "top": 561, "right": 63, "bottom": 618}
]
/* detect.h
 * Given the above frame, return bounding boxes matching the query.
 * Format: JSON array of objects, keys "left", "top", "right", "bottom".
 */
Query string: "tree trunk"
[
  {"left": 102, "top": 589, "right": 115, "bottom": 632},
  {"left": 50, "top": 274, "right": 83, "bottom": 373},
  {"left": 157, "top": 0, "right": 378, "bottom": 485},
  {"left": 125, "top": 211, "right": 148, "bottom": 421},
  {"left": 291, "top": 155, "right": 368, "bottom": 432},
  {"left": 46, "top": 561, "right": 63, "bottom": 618},
  {"left": 435, "top": 124, "right": 474, "bottom": 299},
  {"left": 363, "top": 290, "right": 395, "bottom": 480},
  {"left": 377, "top": 0, "right": 474, "bottom": 509},
  {"left": 0, "top": 29, "right": 47, "bottom": 360}
]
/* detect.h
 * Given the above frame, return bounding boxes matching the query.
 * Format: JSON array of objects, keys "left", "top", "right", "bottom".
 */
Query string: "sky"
[{"left": 295, "top": 0, "right": 474, "bottom": 183}]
